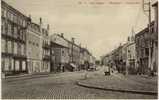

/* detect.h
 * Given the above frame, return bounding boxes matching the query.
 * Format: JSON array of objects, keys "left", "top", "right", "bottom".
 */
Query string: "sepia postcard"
[{"left": 1, "top": 0, "right": 158, "bottom": 99}]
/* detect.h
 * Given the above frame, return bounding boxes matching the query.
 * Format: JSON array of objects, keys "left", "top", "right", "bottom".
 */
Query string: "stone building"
[
  {"left": 82, "top": 48, "right": 91, "bottom": 70},
  {"left": 70, "top": 38, "right": 81, "bottom": 69},
  {"left": 26, "top": 19, "right": 43, "bottom": 74},
  {"left": 89, "top": 55, "right": 96, "bottom": 69},
  {"left": 41, "top": 22, "right": 51, "bottom": 73},
  {"left": 151, "top": 1, "right": 158, "bottom": 75},
  {"left": 126, "top": 36, "right": 137, "bottom": 74},
  {"left": 112, "top": 45, "right": 123, "bottom": 73},
  {"left": 135, "top": 22, "right": 155, "bottom": 75},
  {"left": 1, "top": 0, "right": 28, "bottom": 76},
  {"left": 50, "top": 33, "right": 69, "bottom": 72},
  {"left": 79, "top": 47, "right": 85, "bottom": 69},
  {"left": 26, "top": 17, "right": 50, "bottom": 74}
]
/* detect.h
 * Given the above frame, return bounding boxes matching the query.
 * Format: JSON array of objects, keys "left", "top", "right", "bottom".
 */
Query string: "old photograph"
[{"left": 1, "top": 0, "right": 158, "bottom": 99}]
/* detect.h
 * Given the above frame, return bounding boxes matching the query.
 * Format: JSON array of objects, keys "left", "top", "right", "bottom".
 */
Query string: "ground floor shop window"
[
  {"left": 45, "top": 63, "right": 48, "bottom": 71},
  {"left": 22, "top": 61, "right": 26, "bottom": 71},
  {"left": 28, "top": 61, "right": 32, "bottom": 73},
  {"left": 1, "top": 38, "right": 6, "bottom": 53},
  {"left": 11, "top": 58, "right": 14, "bottom": 71},
  {"left": 1, "top": 57, "right": 5, "bottom": 71},
  {"left": 4, "top": 58, "right": 9, "bottom": 71},
  {"left": 15, "top": 60, "right": 20, "bottom": 71}
]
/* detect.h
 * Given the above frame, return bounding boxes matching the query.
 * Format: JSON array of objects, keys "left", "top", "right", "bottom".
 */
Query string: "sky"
[{"left": 4, "top": 0, "right": 155, "bottom": 60}]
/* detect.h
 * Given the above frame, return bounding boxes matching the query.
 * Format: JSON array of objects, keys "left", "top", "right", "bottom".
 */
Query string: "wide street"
[{"left": 2, "top": 67, "right": 157, "bottom": 99}]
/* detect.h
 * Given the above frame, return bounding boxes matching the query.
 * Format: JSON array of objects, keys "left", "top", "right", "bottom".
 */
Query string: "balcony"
[
  {"left": 43, "top": 55, "right": 50, "bottom": 61},
  {"left": 2, "top": 34, "right": 25, "bottom": 44},
  {"left": 13, "top": 54, "right": 27, "bottom": 59},
  {"left": 1, "top": 52, "right": 26, "bottom": 59},
  {"left": 43, "top": 43, "right": 50, "bottom": 49}
]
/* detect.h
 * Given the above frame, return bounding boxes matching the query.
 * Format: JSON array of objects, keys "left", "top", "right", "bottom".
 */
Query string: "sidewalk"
[
  {"left": 3, "top": 70, "right": 85, "bottom": 82},
  {"left": 3, "top": 72, "right": 51, "bottom": 82},
  {"left": 77, "top": 73, "right": 157, "bottom": 95}
]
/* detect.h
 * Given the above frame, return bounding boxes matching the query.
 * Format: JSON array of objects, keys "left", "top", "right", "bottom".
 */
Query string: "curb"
[
  {"left": 3, "top": 71, "right": 85, "bottom": 82},
  {"left": 76, "top": 81, "right": 157, "bottom": 95},
  {"left": 3, "top": 74, "right": 50, "bottom": 82}
]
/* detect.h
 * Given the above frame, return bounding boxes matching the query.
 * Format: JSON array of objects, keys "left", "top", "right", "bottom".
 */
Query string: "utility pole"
[{"left": 143, "top": 0, "right": 152, "bottom": 75}]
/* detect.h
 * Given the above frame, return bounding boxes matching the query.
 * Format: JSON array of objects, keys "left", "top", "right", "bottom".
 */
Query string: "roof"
[
  {"left": 152, "top": 1, "right": 158, "bottom": 6},
  {"left": 135, "top": 21, "right": 154, "bottom": 37},
  {"left": 2, "top": 0, "right": 29, "bottom": 19}
]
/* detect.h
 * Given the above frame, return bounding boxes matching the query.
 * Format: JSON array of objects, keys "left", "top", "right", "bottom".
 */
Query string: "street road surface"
[{"left": 2, "top": 70, "right": 156, "bottom": 99}]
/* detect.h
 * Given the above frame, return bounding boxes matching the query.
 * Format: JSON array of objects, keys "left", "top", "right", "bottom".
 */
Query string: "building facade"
[
  {"left": 26, "top": 20, "right": 43, "bottom": 74},
  {"left": 151, "top": 1, "right": 158, "bottom": 74},
  {"left": 50, "top": 33, "right": 69, "bottom": 72},
  {"left": 71, "top": 38, "right": 81, "bottom": 69},
  {"left": 126, "top": 36, "right": 137, "bottom": 74},
  {"left": 1, "top": 0, "right": 28, "bottom": 76},
  {"left": 135, "top": 22, "right": 155, "bottom": 75},
  {"left": 41, "top": 23, "right": 51, "bottom": 73}
]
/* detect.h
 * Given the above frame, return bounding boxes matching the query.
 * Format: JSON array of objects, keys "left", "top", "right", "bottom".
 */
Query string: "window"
[
  {"left": 1, "top": 57, "right": 5, "bottom": 72},
  {"left": 6, "top": 11, "right": 9, "bottom": 19},
  {"left": 5, "top": 22, "right": 8, "bottom": 35},
  {"left": 13, "top": 26, "right": 18, "bottom": 38},
  {"left": 13, "top": 14, "right": 16, "bottom": 23},
  {"left": 11, "top": 13, "right": 14, "bottom": 21},
  {"left": 14, "top": 42, "right": 17, "bottom": 54},
  {"left": 23, "top": 20, "right": 26, "bottom": 27},
  {"left": 62, "top": 50, "right": 65, "bottom": 56},
  {"left": 7, "top": 23, "right": 12, "bottom": 36},
  {"left": 14, "top": 15, "right": 18, "bottom": 24},
  {"left": 17, "top": 26, "right": 21, "bottom": 39},
  {"left": 145, "top": 48, "right": 149, "bottom": 56},
  {"left": 17, "top": 43, "right": 21, "bottom": 55},
  {"left": 8, "top": 41, "right": 12, "bottom": 53},
  {"left": 11, "top": 58, "right": 14, "bottom": 71},
  {"left": 20, "top": 29, "right": 23, "bottom": 40},
  {"left": 17, "top": 16, "right": 20, "bottom": 25},
  {"left": 1, "top": 20, "right": 5, "bottom": 34},
  {"left": 21, "top": 44, "right": 24, "bottom": 56},
  {"left": 8, "top": 12, "right": 12, "bottom": 20},
  {"left": 1, "top": 39, "right": 6, "bottom": 53},
  {"left": 2, "top": 8, "right": 4, "bottom": 17},
  {"left": 19, "top": 18, "right": 22, "bottom": 26},
  {"left": 22, "top": 61, "right": 26, "bottom": 71},
  {"left": 15, "top": 60, "right": 20, "bottom": 71},
  {"left": 4, "top": 58, "right": 9, "bottom": 71},
  {"left": 4, "top": 9, "right": 6, "bottom": 18},
  {"left": 22, "top": 30, "right": 26, "bottom": 41}
]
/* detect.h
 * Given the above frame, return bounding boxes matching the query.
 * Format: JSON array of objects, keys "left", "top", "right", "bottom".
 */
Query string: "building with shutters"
[
  {"left": 50, "top": 33, "right": 69, "bottom": 72},
  {"left": 1, "top": 0, "right": 28, "bottom": 76},
  {"left": 26, "top": 18, "right": 44, "bottom": 74},
  {"left": 41, "top": 22, "right": 51, "bottom": 73},
  {"left": 126, "top": 36, "right": 137, "bottom": 74},
  {"left": 135, "top": 22, "right": 155, "bottom": 75}
]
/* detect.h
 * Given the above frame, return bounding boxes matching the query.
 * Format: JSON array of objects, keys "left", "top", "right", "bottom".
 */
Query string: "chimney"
[
  {"left": 39, "top": 17, "right": 42, "bottom": 27},
  {"left": 127, "top": 36, "right": 130, "bottom": 42},
  {"left": 39, "top": 17, "right": 43, "bottom": 32},
  {"left": 27, "top": 14, "right": 32, "bottom": 26},
  {"left": 72, "top": 37, "right": 75, "bottom": 43},
  {"left": 47, "top": 24, "right": 50, "bottom": 35},
  {"left": 47, "top": 24, "right": 50, "bottom": 31},
  {"left": 28, "top": 14, "right": 32, "bottom": 22},
  {"left": 61, "top": 33, "right": 64, "bottom": 38}
]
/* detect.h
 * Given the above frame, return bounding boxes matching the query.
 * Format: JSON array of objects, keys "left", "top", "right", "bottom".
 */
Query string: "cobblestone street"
[{"left": 2, "top": 70, "right": 157, "bottom": 99}]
